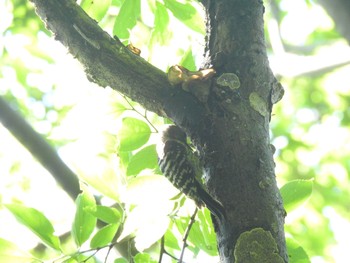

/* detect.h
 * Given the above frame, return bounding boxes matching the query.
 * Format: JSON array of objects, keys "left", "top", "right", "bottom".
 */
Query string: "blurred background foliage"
[{"left": 0, "top": 0, "right": 349, "bottom": 262}]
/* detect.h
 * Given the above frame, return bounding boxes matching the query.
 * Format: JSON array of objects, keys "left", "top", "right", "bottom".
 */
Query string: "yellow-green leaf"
[
  {"left": 0, "top": 238, "right": 36, "bottom": 263},
  {"left": 126, "top": 144, "right": 158, "bottom": 176},
  {"left": 116, "top": 117, "right": 151, "bottom": 151},
  {"left": 5, "top": 204, "right": 61, "bottom": 251},
  {"left": 81, "top": 0, "right": 111, "bottom": 22},
  {"left": 280, "top": 179, "right": 313, "bottom": 213},
  {"left": 90, "top": 223, "right": 119, "bottom": 248},
  {"left": 286, "top": 237, "right": 311, "bottom": 263},
  {"left": 87, "top": 205, "right": 122, "bottom": 224},
  {"left": 164, "top": 0, "right": 205, "bottom": 34},
  {"left": 72, "top": 186, "right": 97, "bottom": 246},
  {"left": 113, "top": 0, "right": 141, "bottom": 39}
]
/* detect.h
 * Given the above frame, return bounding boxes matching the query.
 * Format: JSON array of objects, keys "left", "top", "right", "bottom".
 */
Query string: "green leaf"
[
  {"left": 164, "top": 0, "right": 205, "bottom": 34},
  {"left": 187, "top": 221, "right": 207, "bottom": 253},
  {"left": 134, "top": 253, "right": 157, "bottom": 263},
  {"left": 113, "top": 0, "right": 141, "bottom": 39},
  {"left": 87, "top": 205, "right": 121, "bottom": 224},
  {"left": 114, "top": 258, "right": 129, "bottom": 263},
  {"left": 154, "top": 1, "right": 170, "bottom": 34},
  {"left": 180, "top": 49, "right": 196, "bottom": 71},
  {"left": 150, "top": 1, "right": 171, "bottom": 46},
  {"left": 112, "top": 101, "right": 129, "bottom": 117},
  {"left": 126, "top": 144, "right": 158, "bottom": 176},
  {"left": 196, "top": 209, "right": 217, "bottom": 255},
  {"left": 174, "top": 210, "right": 218, "bottom": 256},
  {"left": 72, "top": 186, "right": 97, "bottom": 247},
  {"left": 79, "top": 167, "right": 122, "bottom": 202},
  {"left": 280, "top": 179, "right": 313, "bottom": 213},
  {"left": 90, "top": 223, "right": 119, "bottom": 248},
  {"left": 0, "top": 238, "right": 36, "bottom": 263},
  {"left": 174, "top": 217, "right": 189, "bottom": 236},
  {"left": 118, "top": 150, "right": 132, "bottom": 171},
  {"left": 5, "top": 204, "right": 61, "bottom": 251},
  {"left": 81, "top": 0, "right": 111, "bottom": 22},
  {"left": 164, "top": 229, "right": 180, "bottom": 250},
  {"left": 286, "top": 237, "right": 311, "bottom": 263},
  {"left": 117, "top": 117, "right": 151, "bottom": 151}
]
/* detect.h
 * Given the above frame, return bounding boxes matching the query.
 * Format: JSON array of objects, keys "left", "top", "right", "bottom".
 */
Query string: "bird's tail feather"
[{"left": 197, "top": 187, "right": 226, "bottom": 222}]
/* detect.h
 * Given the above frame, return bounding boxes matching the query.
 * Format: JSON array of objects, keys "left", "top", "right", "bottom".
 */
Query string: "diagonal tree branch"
[
  {"left": 29, "top": 0, "right": 177, "bottom": 118},
  {"left": 29, "top": 0, "right": 211, "bottom": 139},
  {"left": 0, "top": 96, "right": 80, "bottom": 200}
]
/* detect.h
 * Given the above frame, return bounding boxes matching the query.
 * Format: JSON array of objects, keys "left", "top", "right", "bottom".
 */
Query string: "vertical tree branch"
[{"left": 199, "top": 1, "right": 288, "bottom": 261}]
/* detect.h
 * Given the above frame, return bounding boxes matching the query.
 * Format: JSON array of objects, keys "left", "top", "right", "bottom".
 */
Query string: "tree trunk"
[
  {"left": 30, "top": 0, "right": 288, "bottom": 261},
  {"left": 197, "top": 1, "right": 287, "bottom": 261}
]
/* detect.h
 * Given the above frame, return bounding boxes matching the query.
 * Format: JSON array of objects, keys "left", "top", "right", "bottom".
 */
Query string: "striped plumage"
[
  {"left": 158, "top": 125, "right": 225, "bottom": 221},
  {"left": 159, "top": 138, "right": 204, "bottom": 207}
]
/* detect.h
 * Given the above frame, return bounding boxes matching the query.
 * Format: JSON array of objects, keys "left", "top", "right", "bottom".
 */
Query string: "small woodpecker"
[{"left": 158, "top": 125, "right": 225, "bottom": 221}]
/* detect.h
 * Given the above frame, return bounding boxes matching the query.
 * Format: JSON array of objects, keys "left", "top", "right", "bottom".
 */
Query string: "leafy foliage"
[
  {"left": 0, "top": 238, "right": 37, "bottom": 263},
  {"left": 151, "top": 1, "right": 171, "bottom": 46},
  {"left": 90, "top": 223, "right": 119, "bottom": 249},
  {"left": 113, "top": 0, "right": 141, "bottom": 40},
  {"left": 286, "top": 237, "right": 310, "bottom": 263},
  {"left": 81, "top": 0, "right": 111, "bottom": 22},
  {"left": 72, "top": 186, "right": 97, "bottom": 247},
  {"left": 126, "top": 144, "right": 159, "bottom": 176},
  {"left": 164, "top": 0, "right": 205, "bottom": 34},
  {"left": 116, "top": 117, "right": 151, "bottom": 151},
  {"left": 1, "top": 0, "right": 349, "bottom": 262},
  {"left": 280, "top": 179, "right": 313, "bottom": 213},
  {"left": 5, "top": 204, "right": 61, "bottom": 251}
]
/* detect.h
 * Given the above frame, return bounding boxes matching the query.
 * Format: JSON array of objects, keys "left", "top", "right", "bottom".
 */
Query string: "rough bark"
[
  {"left": 30, "top": 0, "right": 288, "bottom": 262},
  {"left": 30, "top": 0, "right": 171, "bottom": 118},
  {"left": 199, "top": 1, "right": 287, "bottom": 261}
]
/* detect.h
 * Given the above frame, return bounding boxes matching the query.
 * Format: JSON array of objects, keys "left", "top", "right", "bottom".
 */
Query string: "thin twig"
[
  {"left": 158, "top": 234, "right": 182, "bottom": 262},
  {"left": 164, "top": 250, "right": 181, "bottom": 262},
  {"left": 158, "top": 236, "right": 165, "bottom": 263},
  {"left": 55, "top": 241, "right": 119, "bottom": 263},
  {"left": 104, "top": 244, "right": 114, "bottom": 263},
  {"left": 122, "top": 95, "right": 158, "bottom": 133},
  {"left": 81, "top": 249, "right": 99, "bottom": 262},
  {"left": 179, "top": 208, "right": 198, "bottom": 263}
]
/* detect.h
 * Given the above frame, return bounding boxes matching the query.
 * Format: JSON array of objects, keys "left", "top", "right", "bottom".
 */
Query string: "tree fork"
[{"left": 30, "top": 0, "right": 288, "bottom": 261}]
